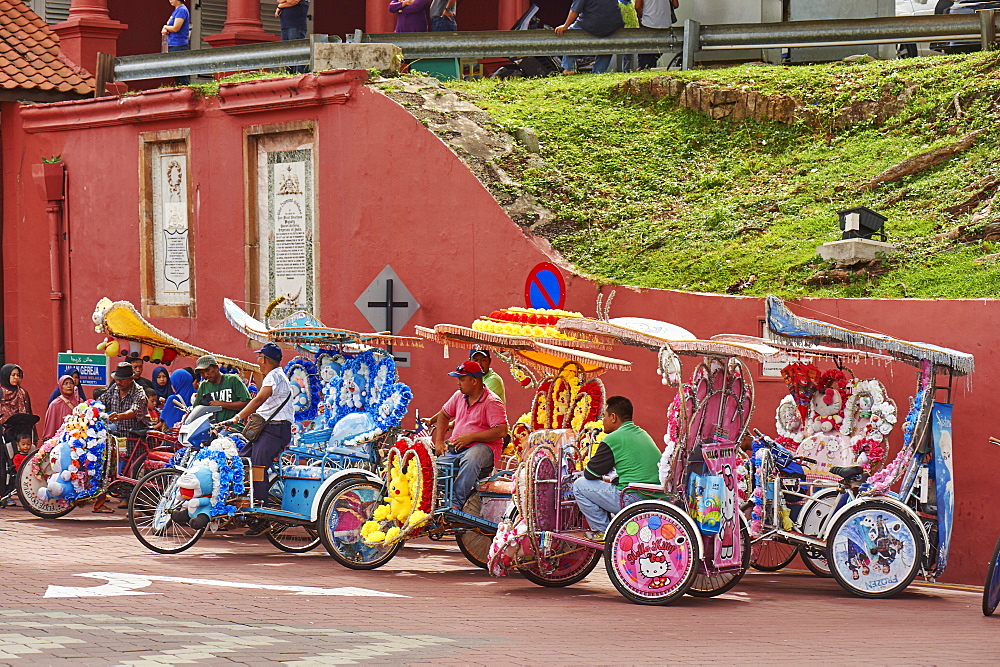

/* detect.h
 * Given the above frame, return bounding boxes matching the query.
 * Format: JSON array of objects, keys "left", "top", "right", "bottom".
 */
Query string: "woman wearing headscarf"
[
  {"left": 0, "top": 364, "right": 33, "bottom": 426},
  {"left": 41, "top": 375, "right": 82, "bottom": 441},
  {"left": 159, "top": 367, "right": 195, "bottom": 429},
  {"left": 47, "top": 370, "right": 87, "bottom": 405},
  {"left": 151, "top": 366, "right": 173, "bottom": 407}
]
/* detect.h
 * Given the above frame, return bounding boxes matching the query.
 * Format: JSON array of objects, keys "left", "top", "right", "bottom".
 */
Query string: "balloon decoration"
[{"left": 96, "top": 338, "right": 183, "bottom": 366}]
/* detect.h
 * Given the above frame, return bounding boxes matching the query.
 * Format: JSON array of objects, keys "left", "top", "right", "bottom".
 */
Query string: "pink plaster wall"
[{"left": 3, "top": 74, "right": 998, "bottom": 586}]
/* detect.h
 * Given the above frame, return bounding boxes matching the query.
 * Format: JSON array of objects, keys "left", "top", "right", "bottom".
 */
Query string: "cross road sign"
[{"left": 354, "top": 266, "right": 419, "bottom": 366}]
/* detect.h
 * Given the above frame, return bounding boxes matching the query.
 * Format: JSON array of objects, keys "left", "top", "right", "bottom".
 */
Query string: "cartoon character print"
[
  {"left": 718, "top": 463, "right": 736, "bottom": 560},
  {"left": 638, "top": 551, "right": 671, "bottom": 589},
  {"left": 339, "top": 369, "right": 363, "bottom": 410},
  {"left": 870, "top": 515, "right": 903, "bottom": 574},
  {"left": 845, "top": 538, "right": 872, "bottom": 580}
]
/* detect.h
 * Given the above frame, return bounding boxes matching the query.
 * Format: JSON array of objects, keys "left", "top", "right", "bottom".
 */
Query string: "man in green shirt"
[
  {"left": 470, "top": 348, "right": 505, "bottom": 404},
  {"left": 573, "top": 395, "right": 662, "bottom": 539},
  {"left": 193, "top": 355, "right": 251, "bottom": 422}
]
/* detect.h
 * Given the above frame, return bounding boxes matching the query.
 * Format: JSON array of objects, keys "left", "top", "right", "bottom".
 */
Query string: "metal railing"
[{"left": 104, "top": 11, "right": 998, "bottom": 86}]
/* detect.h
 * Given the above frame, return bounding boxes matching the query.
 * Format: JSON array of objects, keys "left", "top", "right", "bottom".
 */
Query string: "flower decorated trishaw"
[
  {"left": 126, "top": 300, "right": 421, "bottom": 554},
  {"left": 750, "top": 296, "right": 973, "bottom": 598},
  {"left": 314, "top": 307, "right": 631, "bottom": 571},
  {"left": 16, "top": 299, "right": 259, "bottom": 520}
]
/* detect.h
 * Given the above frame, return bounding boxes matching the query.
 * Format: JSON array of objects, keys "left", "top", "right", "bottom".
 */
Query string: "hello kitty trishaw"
[
  {"left": 127, "top": 300, "right": 421, "bottom": 555},
  {"left": 315, "top": 307, "right": 624, "bottom": 571},
  {"left": 489, "top": 317, "right": 790, "bottom": 604},
  {"left": 755, "top": 296, "right": 973, "bottom": 598}
]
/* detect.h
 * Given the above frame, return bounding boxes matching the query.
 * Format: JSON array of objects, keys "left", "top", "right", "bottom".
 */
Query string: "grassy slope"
[{"left": 449, "top": 53, "right": 1000, "bottom": 299}]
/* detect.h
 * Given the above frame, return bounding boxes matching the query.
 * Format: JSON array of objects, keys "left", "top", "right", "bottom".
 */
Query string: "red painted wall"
[{"left": 3, "top": 73, "right": 998, "bottom": 586}]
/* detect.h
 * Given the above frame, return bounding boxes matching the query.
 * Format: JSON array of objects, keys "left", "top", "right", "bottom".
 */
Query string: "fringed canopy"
[
  {"left": 558, "top": 317, "right": 782, "bottom": 362},
  {"left": 414, "top": 324, "right": 630, "bottom": 376},
  {"left": 710, "top": 334, "right": 894, "bottom": 363},
  {"left": 765, "top": 296, "right": 974, "bottom": 376},
  {"left": 223, "top": 298, "right": 423, "bottom": 349},
  {"left": 93, "top": 298, "right": 257, "bottom": 372}
]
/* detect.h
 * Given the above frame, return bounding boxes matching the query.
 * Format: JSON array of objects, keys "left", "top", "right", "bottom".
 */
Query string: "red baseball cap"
[{"left": 448, "top": 360, "right": 485, "bottom": 378}]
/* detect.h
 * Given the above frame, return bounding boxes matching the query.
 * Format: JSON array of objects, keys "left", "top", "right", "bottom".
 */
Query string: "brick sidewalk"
[{"left": 1, "top": 510, "right": 998, "bottom": 665}]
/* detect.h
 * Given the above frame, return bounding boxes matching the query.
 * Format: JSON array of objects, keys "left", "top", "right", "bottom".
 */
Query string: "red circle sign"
[{"left": 524, "top": 263, "right": 566, "bottom": 310}]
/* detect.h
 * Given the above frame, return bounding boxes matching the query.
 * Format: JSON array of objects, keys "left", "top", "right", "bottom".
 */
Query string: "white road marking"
[{"left": 44, "top": 572, "right": 407, "bottom": 598}]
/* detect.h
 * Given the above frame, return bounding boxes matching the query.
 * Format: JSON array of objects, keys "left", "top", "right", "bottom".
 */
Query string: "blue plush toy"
[
  {"left": 171, "top": 461, "right": 217, "bottom": 530},
  {"left": 38, "top": 441, "right": 77, "bottom": 501}
]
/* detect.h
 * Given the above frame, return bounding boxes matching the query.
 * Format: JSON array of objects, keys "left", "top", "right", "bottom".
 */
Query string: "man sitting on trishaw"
[
  {"left": 432, "top": 360, "right": 509, "bottom": 511},
  {"left": 573, "top": 395, "right": 663, "bottom": 542}
]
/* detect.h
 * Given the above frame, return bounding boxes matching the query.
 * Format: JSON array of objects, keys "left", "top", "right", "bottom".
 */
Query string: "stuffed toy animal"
[
  {"left": 171, "top": 461, "right": 217, "bottom": 529},
  {"left": 37, "top": 441, "right": 76, "bottom": 501}
]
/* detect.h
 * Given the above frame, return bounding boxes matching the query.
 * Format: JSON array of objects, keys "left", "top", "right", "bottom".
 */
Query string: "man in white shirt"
[
  {"left": 227, "top": 342, "right": 294, "bottom": 534},
  {"left": 636, "top": 0, "right": 678, "bottom": 69}
]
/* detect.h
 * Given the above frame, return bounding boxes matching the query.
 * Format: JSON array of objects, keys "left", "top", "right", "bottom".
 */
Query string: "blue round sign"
[{"left": 524, "top": 262, "right": 566, "bottom": 310}]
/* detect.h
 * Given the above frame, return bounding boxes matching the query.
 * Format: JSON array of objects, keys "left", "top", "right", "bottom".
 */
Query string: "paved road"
[{"left": 1, "top": 508, "right": 998, "bottom": 665}]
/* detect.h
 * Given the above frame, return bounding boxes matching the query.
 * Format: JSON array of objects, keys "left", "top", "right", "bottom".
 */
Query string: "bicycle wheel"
[
  {"left": 750, "top": 539, "right": 797, "bottom": 572},
  {"left": 317, "top": 477, "right": 402, "bottom": 570},
  {"left": 798, "top": 487, "right": 841, "bottom": 578},
  {"left": 826, "top": 500, "right": 923, "bottom": 599},
  {"left": 267, "top": 523, "right": 321, "bottom": 553},
  {"left": 456, "top": 491, "right": 491, "bottom": 569},
  {"left": 688, "top": 517, "right": 751, "bottom": 597},
  {"left": 983, "top": 536, "right": 1000, "bottom": 616},
  {"left": 128, "top": 468, "right": 205, "bottom": 554},
  {"left": 16, "top": 452, "right": 76, "bottom": 519},
  {"left": 604, "top": 501, "right": 699, "bottom": 605}
]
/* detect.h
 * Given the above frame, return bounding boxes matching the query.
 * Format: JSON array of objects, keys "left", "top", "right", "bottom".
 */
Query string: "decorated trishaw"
[
  {"left": 126, "top": 299, "right": 421, "bottom": 554},
  {"left": 748, "top": 296, "right": 973, "bottom": 598},
  {"left": 16, "top": 299, "right": 259, "bottom": 519},
  {"left": 314, "top": 306, "right": 632, "bottom": 571}
]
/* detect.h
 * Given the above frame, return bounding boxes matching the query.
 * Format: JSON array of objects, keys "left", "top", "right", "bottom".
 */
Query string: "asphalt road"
[{"left": 1, "top": 507, "right": 998, "bottom": 665}]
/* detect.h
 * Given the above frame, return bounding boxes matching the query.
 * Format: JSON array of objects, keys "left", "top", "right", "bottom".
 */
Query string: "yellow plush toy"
[{"left": 387, "top": 462, "right": 413, "bottom": 521}]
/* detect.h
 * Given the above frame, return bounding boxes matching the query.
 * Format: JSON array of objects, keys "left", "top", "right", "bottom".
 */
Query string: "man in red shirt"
[{"left": 433, "top": 360, "right": 509, "bottom": 511}]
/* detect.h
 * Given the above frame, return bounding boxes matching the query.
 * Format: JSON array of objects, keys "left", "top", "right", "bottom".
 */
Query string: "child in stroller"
[{"left": 1, "top": 413, "right": 39, "bottom": 507}]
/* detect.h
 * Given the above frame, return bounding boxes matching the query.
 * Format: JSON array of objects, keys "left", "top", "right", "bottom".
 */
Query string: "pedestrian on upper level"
[
  {"left": 276, "top": 0, "right": 310, "bottom": 72},
  {"left": 430, "top": 0, "right": 458, "bottom": 32},
  {"left": 389, "top": 0, "right": 431, "bottom": 33},
  {"left": 555, "top": 0, "right": 625, "bottom": 75},
  {"left": 636, "top": 0, "right": 678, "bottom": 69},
  {"left": 162, "top": 0, "right": 192, "bottom": 86}
]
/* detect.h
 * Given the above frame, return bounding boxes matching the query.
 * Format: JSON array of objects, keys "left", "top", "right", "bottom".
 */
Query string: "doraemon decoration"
[
  {"left": 37, "top": 441, "right": 76, "bottom": 501},
  {"left": 171, "top": 435, "right": 246, "bottom": 526}
]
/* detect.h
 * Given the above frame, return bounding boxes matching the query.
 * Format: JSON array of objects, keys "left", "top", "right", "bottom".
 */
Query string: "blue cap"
[
  {"left": 469, "top": 347, "right": 491, "bottom": 360},
  {"left": 253, "top": 342, "right": 283, "bottom": 362}
]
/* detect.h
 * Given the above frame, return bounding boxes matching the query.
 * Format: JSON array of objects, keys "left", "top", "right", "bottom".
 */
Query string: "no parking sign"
[{"left": 524, "top": 263, "right": 566, "bottom": 310}]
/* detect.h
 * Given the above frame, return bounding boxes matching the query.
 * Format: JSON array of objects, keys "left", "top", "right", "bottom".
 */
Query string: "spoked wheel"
[
  {"left": 267, "top": 523, "right": 321, "bottom": 553},
  {"left": 456, "top": 492, "right": 491, "bottom": 569},
  {"left": 750, "top": 539, "right": 797, "bottom": 572},
  {"left": 317, "top": 477, "right": 402, "bottom": 570},
  {"left": 517, "top": 535, "right": 602, "bottom": 587},
  {"left": 797, "top": 487, "right": 841, "bottom": 578},
  {"left": 826, "top": 500, "right": 923, "bottom": 599},
  {"left": 16, "top": 451, "right": 76, "bottom": 519},
  {"left": 604, "top": 501, "right": 699, "bottom": 605},
  {"left": 128, "top": 468, "right": 205, "bottom": 554},
  {"left": 687, "top": 517, "right": 751, "bottom": 597},
  {"left": 982, "top": 536, "right": 1000, "bottom": 616}
]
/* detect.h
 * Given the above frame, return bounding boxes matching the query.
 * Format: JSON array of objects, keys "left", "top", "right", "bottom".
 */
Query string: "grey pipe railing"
[{"left": 110, "top": 12, "right": 996, "bottom": 83}]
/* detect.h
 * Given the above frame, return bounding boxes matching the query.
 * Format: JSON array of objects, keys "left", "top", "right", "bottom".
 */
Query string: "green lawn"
[{"left": 450, "top": 52, "right": 1000, "bottom": 298}]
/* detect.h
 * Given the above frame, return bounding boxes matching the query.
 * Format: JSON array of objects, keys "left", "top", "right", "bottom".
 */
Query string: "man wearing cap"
[
  {"left": 433, "top": 360, "right": 509, "bottom": 511},
  {"left": 103, "top": 362, "right": 149, "bottom": 435},
  {"left": 470, "top": 348, "right": 506, "bottom": 405},
  {"left": 193, "top": 355, "right": 251, "bottom": 423},
  {"left": 226, "top": 343, "right": 294, "bottom": 535}
]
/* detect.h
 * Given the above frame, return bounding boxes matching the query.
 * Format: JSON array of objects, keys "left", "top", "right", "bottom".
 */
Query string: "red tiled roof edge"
[{"left": 0, "top": 0, "right": 96, "bottom": 95}]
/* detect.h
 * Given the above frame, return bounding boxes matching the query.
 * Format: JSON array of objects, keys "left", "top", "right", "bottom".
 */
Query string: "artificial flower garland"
[
  {"left": 865, "top": 384, "right": 930, "bottom": 495},
  {"left": 31, "top": 401, "right": 109, "bottom": 504},
  {"left": 840, "top": 379, "right": 897, "bottom": 471},
  {"left": 284, "top": 358, "right": 323, "bottom": 423},
  {"left": 781, "top": 363, "right": 821, "bottom": 420}
]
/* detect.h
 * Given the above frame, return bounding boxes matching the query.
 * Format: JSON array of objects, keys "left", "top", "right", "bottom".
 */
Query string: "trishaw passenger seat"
[
  {"left": 127, "top": 427, "right": 149, "bottom": 439},
  {"left": 830, "top": 466, "right": 867, "bottom": 483}
]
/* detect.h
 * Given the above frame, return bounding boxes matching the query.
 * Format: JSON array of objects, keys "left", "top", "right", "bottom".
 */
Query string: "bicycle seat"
[{"left": 830, "top": 466, "right": 866, "bottom": 481}]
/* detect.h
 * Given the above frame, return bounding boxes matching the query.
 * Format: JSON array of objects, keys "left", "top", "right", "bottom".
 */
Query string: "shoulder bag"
[{"left": 242, "top": 377, "right": 292, "bottom": 443}]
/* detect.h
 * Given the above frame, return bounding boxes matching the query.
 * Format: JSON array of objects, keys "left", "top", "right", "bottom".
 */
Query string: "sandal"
[{"left": 92, "top": 503, "right": 115, "bottom": 514}]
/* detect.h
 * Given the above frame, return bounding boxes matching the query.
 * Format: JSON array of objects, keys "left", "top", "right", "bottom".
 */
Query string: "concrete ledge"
[
  {"left": 313, "top": 43, "right": 403, "bottom": 73},
  {"left": 817, "top": 238, "right": 897, "bottom": 266}
]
